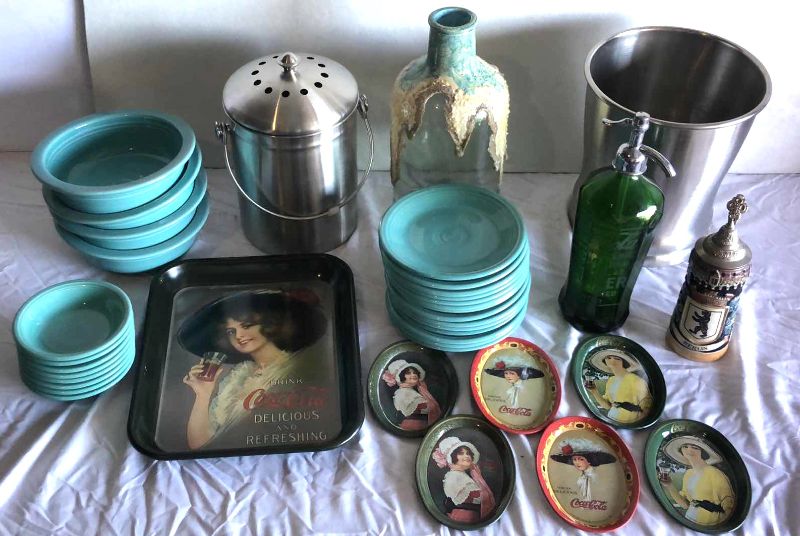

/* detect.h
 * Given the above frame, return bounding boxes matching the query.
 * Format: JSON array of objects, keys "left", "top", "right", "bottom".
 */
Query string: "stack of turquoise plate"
[
  {"left": 31, "top": 111, "right": 209, "bottom": 273},
  {"left": 379, "top": 185, "right": 531, "bottom": 352},
  {"left": 13, "top": 280, "right": 136, "bottom": 401}
]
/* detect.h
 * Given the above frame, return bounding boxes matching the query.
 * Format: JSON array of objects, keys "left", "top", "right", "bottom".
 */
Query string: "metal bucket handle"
[{"left": 215, "top": 94, "right": 374, "bottom": 221}]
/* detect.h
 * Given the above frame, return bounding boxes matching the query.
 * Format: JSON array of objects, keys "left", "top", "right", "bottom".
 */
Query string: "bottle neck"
[{"left": 426, "top": 8, "right": 477, "bottom": 73}]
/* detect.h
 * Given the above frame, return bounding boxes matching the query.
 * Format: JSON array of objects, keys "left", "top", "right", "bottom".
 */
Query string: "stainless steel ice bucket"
[
  {"left": 217, "top": 52, "right": 373, "bottom": 254},
  {"left": 568, "top": 27, "right": 771, "bottom": 265}
]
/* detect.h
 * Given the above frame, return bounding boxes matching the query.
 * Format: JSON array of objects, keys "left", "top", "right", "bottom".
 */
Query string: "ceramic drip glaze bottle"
[
  {"left": 559, "top": 112, "right": 676, "bottom": 332},
  {"left": 390, "top": 7, "right": 509, "bottom": 199},
  {"left": 667, "top": 194, "right": 751, "bottom": 362}
]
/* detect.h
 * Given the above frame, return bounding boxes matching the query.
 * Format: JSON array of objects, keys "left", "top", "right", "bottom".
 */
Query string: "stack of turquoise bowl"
[
  {"left": 31, "top": 111, "right": 209, "bottom": 273},
  {"left": 13, "top": 280, "right": 136, "bottom": 401},
  {"left": 379, "top": 185, "right": 531, "bottom": 352}
]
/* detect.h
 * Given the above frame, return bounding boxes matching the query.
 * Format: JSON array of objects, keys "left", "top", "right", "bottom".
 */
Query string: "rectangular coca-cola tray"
[{"left": 128, "top": 254, "right": 363, "bottom": 459}]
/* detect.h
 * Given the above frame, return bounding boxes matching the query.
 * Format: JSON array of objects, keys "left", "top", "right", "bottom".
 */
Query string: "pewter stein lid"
[
  {"left": 222, "top": 52, "right": 359, "bottom": 136},
  {"left": 694, "top": 194, "right": 752, "bottom": 270}
]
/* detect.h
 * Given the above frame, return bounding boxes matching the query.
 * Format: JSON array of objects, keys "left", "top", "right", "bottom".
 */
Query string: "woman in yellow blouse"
[
  {"left": 585, "top": 352, "right": 652, "bottom": 424},
  {"left": 658, "top": 437, "right": 735, "bottom": 526}
]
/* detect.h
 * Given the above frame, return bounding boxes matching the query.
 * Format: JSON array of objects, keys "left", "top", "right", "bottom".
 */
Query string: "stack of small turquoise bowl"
[
  {"left": 31, "top": 110, "right": 209, "bottom": 273},
  {"left": 379, "top": 185, "right": 531, "bottom": 352},
  {"left": 13, "top": 280, "right": 136, "bottom": 401}
]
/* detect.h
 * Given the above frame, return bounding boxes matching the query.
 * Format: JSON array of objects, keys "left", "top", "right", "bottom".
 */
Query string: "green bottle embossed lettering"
[{"left": 560, "top": 113, "right": 676, "bottom": 332}]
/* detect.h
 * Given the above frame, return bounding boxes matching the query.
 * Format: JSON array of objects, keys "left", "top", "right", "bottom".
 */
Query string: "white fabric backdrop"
[
  {"left": 0, "top": 152, "right": 797, "bottom": 534},
  {"left": 80, "top": 0, "right": 799, "bottom": 172}
]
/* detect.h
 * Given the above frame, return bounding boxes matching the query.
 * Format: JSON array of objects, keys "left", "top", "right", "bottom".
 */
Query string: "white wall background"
[{"left": 2, "top": 0, "right": 798, "bottom": 173}]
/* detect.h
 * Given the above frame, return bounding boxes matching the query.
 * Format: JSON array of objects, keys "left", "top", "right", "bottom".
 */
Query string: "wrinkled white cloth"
[{"left": 0, "top": 152, "right": 797, "bottom": 534}]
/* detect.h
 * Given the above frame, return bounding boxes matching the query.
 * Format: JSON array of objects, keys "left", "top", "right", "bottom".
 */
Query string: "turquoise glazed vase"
[{"left": 390, "top": 7, "right": 510, "bottom": 199}]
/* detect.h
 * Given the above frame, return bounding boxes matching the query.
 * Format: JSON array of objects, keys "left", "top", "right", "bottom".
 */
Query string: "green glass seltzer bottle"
[{"left": 559, "top": 112, "right": 676, "bottom": 332}]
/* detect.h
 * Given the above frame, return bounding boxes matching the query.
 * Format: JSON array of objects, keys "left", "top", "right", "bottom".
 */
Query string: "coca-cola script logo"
[
  {"left": 569, "top": 498, "right": 608, "bottom": 510},
  {"left": 499, "top": 405, "right": 532, "bottom": 416},
  {"left": 243, "top": 386, "right": 329, "bottom": 411}
]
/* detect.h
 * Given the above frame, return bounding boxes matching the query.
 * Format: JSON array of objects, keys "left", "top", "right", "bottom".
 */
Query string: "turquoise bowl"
[
  {"left": 13, "top": 280, "right": 133, "bottom": 362},
  {"left": 31, "top": 110, "right": 196, "bottom": 214},
  {"left": 42, "top": 146, "right": 202, "bottom": 230},
  {"left": 53, "top": 169, "right": 207, "bottom": 250},
  {"left": 55, "top": 196, "right": 209, "bottom": 273},
  {"left": 19, "top": 327, "right": 133, "bottom": 377},
  {"left": 380, "top": 185, "right": 526, "bottom": 280},
  {"left": 21, "top": 344, "right": 136, "bottom": 401}
]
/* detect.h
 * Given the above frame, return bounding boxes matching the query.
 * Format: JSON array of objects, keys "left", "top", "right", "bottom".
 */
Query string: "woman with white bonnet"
[
  {"left": 432, "top": 436, "right": 496, "bottom": 523},
  {"left": 382, "top": 358, "right": 441, "bottom": 431}
]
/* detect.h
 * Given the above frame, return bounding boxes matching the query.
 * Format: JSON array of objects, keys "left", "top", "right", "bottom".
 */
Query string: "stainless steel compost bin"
[{"left": 216, "top": 52, "right": 373, "bottom": 253}]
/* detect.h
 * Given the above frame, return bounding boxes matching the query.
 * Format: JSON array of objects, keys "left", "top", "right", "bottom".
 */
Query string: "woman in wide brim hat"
[
  {"left": 585, "top": 349, "right": 652, "bottom": 424},
  {"left": 382, "top": 357, "right": 441, "bottom": 431},
  {"left": 658, "top": 435, "right": 734, "bottom": 526},
  {"left": 549, "top": 438, "right": 617, "bottom": 501},
  {"left": 432, "top": 436, "right": 496, "bottom": 524},
  {"left": 484, "top": 357, "right": 544, "bottom": 409},
  {"left": 179, "top": 289, "right": 327, "bottom": 450},
  {"left": 178, "top": 288, "right": 326, "bottom": 363}
]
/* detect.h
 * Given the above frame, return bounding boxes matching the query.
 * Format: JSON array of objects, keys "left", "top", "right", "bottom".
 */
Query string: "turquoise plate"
[
  {"left": 380, "top": 185, "right": 526, "bottom": 280},
  {"left": 390, "top": 278, "right": 530, "bottom": 336},
  {"left": 42, "top": 146, "right": 202, "bottom": 230},
  {"left": 381, "top": 242, "right": 529, "bottom": 291},
  {"left": 56, "top": 195, "right": 209, "bottom": 273},
  {"left": 388, "top": 271, "right": 530, "bottom": 313},
  {"left": 54, "top": 169, "right": 207, "bottom": 250},
  {"left": 388, "top": 275, "right": 530, "bottom": 324},
  {"left": 387, "top": 276, "right": 530, "bottom": 335},
  {"left": 31, "top": 110, "right": 196, "bottom": 213},
  {"left": 13, "top": 280, "right": 133, "bottom": 362},
  {"left": 386, "top": 259, "right": 528, "bottom": 305},
  {"left": 387, "top": 290, "right": 529, "bottom": 352}
]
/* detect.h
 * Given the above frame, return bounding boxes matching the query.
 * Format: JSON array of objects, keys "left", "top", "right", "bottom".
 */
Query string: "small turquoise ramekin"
[
  {"left": 42, "top": 146, "right": 202, "bottom": 230},
  {"left": 20, "top": 338, "right": 134, "bottom": 393},
  {"left": 53, "top": 169, "right": 207, "bottom": 250},
  {"left": 31, "top": 110, "right": 196, "bottom": 214},
  {"left": 19, "top": 327, "right": 133, "bottom": 376},
  {"left": 56, "top": 196, "right": 210, "bottom": 273},
  {"left": 21, "top": 344, "right": 136, "bottom": 401},
  {"left": 13, "top": 280, "right": 134, "bottom": 363}
]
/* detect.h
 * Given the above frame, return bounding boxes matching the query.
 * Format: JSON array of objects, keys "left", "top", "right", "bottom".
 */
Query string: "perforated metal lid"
[{"left": 222, "top": 52, "right": 359, "bottom": 136}]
